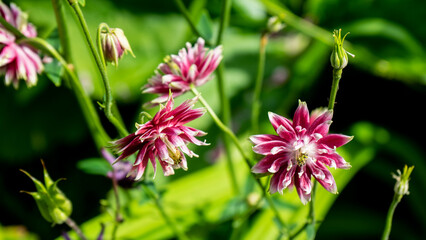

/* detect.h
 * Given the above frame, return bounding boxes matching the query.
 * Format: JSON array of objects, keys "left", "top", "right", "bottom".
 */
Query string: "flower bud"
[
  {"left": 101, "top": 27, "right": 134, "bottom": 66},
  {"left": 266, "top": 16, "right": 284, "bottom": 34},
  {"left": 330, "top": 29, "right": 354, "bottom": 70},
  {"left": 20, "top": 160, "right": 72, "bottom": 225},
  {"left": 392, "top": 165, "right": 414, "bottom": 197}
]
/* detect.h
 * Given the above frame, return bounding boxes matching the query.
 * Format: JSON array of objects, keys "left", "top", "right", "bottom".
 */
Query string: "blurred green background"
[{"left": 0, "top": 0, "right": 425, "bottom": 239}]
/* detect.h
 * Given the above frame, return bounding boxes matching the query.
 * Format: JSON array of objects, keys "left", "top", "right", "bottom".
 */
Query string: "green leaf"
[
  {"left": 44, "top": 58, "right": 63, "bottom": 87},
  {"left": 78, "top": 0, "right": 86, "bottom": 7},
  {"left": 196, "top": 10, "right": 213, "bottom": 43},
  {"left": 77, "top": 158, "right": 112, "bottom": 176}
]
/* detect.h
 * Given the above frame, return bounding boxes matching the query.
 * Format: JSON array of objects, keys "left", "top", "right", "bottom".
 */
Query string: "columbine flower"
[
  {"left": 100, "top": 27, "right": 134, "bottom": 66},
  {"left": 112, "top": 94, "right": 208, "bottom": 180},
  {"left": 142, "top": 38, "right": 222, "bottom": 105},
  {"left": 0, "top": 2, "right": 43, "bottom": 89},
  {"left": 250, "top": 101, "right": 353, "bottom": 204}
]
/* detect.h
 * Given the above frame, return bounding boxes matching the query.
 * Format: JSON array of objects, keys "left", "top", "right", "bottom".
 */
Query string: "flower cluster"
[
  {"left": 112, "top": 94, "right": 208, "bottom": 180},
  {"left": 143, "top": 38, "right": 222, "bottom": 105},
  {"left": 0, "top": 2, "right": 43, "bottom": 88},
  {"left": 250, "top": 101, "right": 352, "bottom": 204}
]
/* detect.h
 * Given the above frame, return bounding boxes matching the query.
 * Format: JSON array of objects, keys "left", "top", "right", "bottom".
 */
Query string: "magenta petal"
[
  {"left": 252, "top": 155, "right": 277, "bottom": 174},
  {"left": 295, "top": 170, "right": 312, "bottom": 205},
  {"left": 268, "top": 112, "right": 294, "bottom": 133},
  {"left": 252, "top": 140, "right": 287, "bottom": 155},
  {"left": 249, "top": 134, "right": 282, "bottom": 145},
  {"left": 319, "top": 134, "right": 353, "bottom": 148},
  {"left": 310, "top": 162, "right": 337, "bottom": 194},
  {"left": 293, "top": 101, "right": 310, "bottom": 129}
]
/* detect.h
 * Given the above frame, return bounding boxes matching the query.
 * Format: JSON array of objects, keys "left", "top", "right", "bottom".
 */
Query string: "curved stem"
[
  {"left": 21, "top": 37, "right": 110, "bottom": 148},
  {"left": 68, "top": 1, "right": 128, "bottom": 137},
  {"left": 382, "top": 194, "right": 401, "bottom": 240},
  {"left": 251, "top": 33, "right": 268, "bottom": 133}
]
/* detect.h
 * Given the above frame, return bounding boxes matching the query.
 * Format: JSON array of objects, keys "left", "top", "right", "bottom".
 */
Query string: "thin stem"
[
  {"left": 328, "top": 69, "right": 342, "bottom": 110},
  {"left": 0, "top": 16, "right": 25, "bottom": 38},
  {"left": 65, "top": 217, "right": 87, "bottom": 240},
  {"left": 51, "top": 0, "right": 71, "bottom": 61},
  {"left": 142, "top": 185, "right": 189, "bottom": 240},
  {"left": 20, "top": 37, "right": 110, "bottom": 148},
  {"left": 251, "top": 33, "right": 268, "bottom": 133},
  {"left": 190, "top": 85, "right": 288, "bottom": 235},
  {"left": 68, "top": 1, "right": 128, "bottom": 137},
  {"left": 382, "top": 194, "right": 401, "bottom": 240},
  {"left": 216, "top": 0, "right": 232, "bottom": 45}
]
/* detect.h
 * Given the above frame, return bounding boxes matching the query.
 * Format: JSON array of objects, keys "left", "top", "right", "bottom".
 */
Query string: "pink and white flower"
[
  {"left": 143, "top": 38, "right": 222, "bottom": 105},
  {"left": 0, "top": 2, "right": 43, "bottom": 89},
  {"left": 250, "top": 101, "right": 353, "bottom": 204},
  {"left": 112, "top": 94, "right": 208, "bottom": 180}
]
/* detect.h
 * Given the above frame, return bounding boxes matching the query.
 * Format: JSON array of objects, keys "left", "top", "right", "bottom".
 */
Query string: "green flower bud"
[
  {"left": 20, "top": 160, "right": 72, "bottom": 225},
  {"left": 330, "top": 29, "right": 354, "bottom": 70},
  {"left": 266, "top": 16, "right": 284, "bottom": 34},
  {"left": 392, "top": 165, "right": 414, "bottom": 197}
]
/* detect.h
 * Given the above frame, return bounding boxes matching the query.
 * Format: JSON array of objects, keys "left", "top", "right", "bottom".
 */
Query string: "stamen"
[{"left": 297, "top": 152, "right": 308, "bottom": 166}]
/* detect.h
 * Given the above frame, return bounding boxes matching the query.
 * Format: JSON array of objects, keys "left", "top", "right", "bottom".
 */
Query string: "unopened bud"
[
  {"left": 392, "top": 165, "right": 414, "bottom": 197},
  {"left": 20, "top": 160, "right": 72, "bottom": 225},
  {"left": 330, "top": 29, "right": 354, "bottom": 70},
  {"left": 267, "top": 16, "right": 284, "bottom": 34},
  {"left": 101, "top": 27, "right": 134, "bottom": 66}
]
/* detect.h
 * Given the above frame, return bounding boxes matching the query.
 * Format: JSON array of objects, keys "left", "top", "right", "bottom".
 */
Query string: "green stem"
[
  {"left": 216, "top": 0, "right": 232, "bottom": 45},
  {"left": 190, "top": 85, "right": 288, "bottom": 235},
  {"left": 142, "top": 185, "right": 190, "bottom": 240},
  {"left": 328, "top": 69, "right": 342, "bottom": 110},
  {"left": 68, "top": 1, "right": 128, "bottom": 137},
  {"left": 251, "top": 33, "right": 268, "bottom": 133},
  {"left": 0, "top": 16, "right": 25, "bottom": 38},
  {"left": 382, "top": 194, "right": 401, "bottom": 240},
  {"left": 51, "top": 0, "right": 71, "bottom": 61},
  {"left": 215, "top": 0, "right": 239, "bottom": 195},
  {"left": 21, "top": 37, "right": 110, "bottom": 148}
]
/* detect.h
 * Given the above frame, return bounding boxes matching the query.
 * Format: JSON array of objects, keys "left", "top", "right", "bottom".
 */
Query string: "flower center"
[
  {"left": 168, "top": 147, "right": 182, "bottom": 165},
  {"left": 296, "top": 152, "right": 308, "bottom": 166}
]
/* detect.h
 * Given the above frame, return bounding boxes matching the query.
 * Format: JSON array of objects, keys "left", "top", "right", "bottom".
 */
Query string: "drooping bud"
[
  {"left": 100, "top": 27, "right": 134, "bottom": 66},
  {"left": 266, "top": 16, "right": 284, "bottom": 34},
  {"left": 330, "top": 29, "right": 354, "bottom": 70},
  {"left": 392, "top": 165, "right": 414, "bottom": 198},
  {"left": 20, "top": 160, "right": 72, "bottom": 225}
]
